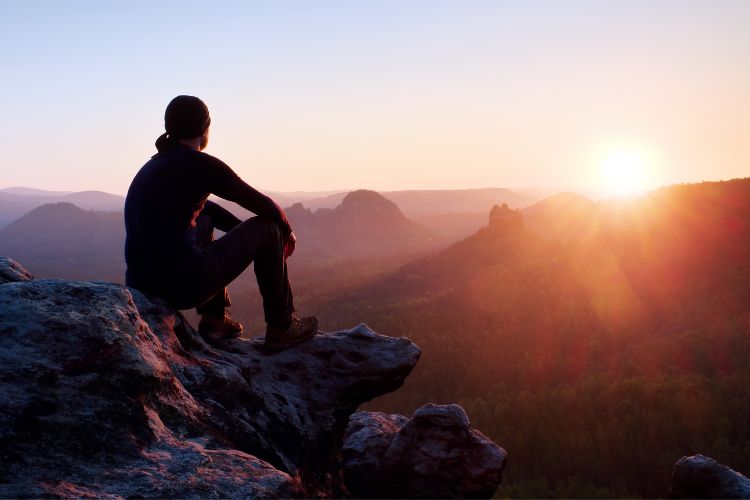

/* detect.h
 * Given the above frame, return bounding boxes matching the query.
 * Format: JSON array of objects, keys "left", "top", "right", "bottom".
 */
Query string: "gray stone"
[
  {"left": 343, "top": 411, "right": 409, "bottom": 495},
  {"left": 344, "top": 403, "right": 507, "bottom": 498},
  {"left": 671, "top": 454, "right": 750, "bottom": 498}
]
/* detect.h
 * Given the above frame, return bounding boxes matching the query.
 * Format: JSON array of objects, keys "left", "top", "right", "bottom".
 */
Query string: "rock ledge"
[{"left": 0, "top": 257, "right": 420, "bottom": 497}]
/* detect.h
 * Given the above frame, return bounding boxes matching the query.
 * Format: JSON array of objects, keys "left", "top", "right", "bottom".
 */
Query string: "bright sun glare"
[{"left": 599, "top": 149, "right": 651, "bottom": 195}]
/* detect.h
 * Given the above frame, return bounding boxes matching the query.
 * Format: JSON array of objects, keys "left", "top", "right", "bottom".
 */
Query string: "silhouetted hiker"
[{"left": 124, "top": 95, "right": 318, "bottom": 350}]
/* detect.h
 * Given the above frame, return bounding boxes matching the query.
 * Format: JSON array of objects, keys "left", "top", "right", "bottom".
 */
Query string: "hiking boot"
[
  {"left": 264, "top": 315, "right": 319, "bottom": 352},
  {"left": 198, "top": 313, "right": 244, "bottom": 342}
]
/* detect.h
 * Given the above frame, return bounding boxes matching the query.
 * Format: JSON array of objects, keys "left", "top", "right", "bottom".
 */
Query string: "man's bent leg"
[
  {"left": 253, "top": 226, "right": 295, "bottom": 329},
  {"left": 202, "top": 217, "right": 295, "bottom": 329},
  {"left": 194, "top": 214, "right": 231, "bottom": 318},
  {"left": 206, "top": 217, "right": 318, "bottom": 351},
  {"left": 193, "top": 215, "right": 242, "bottom": 342}
]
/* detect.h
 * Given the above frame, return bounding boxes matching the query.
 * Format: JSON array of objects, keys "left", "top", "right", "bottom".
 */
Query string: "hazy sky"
[{"left": 1, "top": 0, "right": 748, "bottom": 194}]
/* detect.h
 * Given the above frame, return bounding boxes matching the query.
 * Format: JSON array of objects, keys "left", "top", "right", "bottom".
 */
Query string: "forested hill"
[
  {"left": 0, "top": 202, "right": 124, "bottom": 282},
  {"left": 306, "top": 178, "right": 750, "bottom": 497}
]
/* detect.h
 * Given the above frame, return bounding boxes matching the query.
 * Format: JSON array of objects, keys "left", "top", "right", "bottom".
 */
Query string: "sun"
[{"left": 598, "top": 149, "right": 651, "bottom": 195}]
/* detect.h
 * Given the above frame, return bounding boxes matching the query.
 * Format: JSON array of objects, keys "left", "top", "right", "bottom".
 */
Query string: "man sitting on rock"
[{"left": 124, "top": 95, "right": 318, "bottom": 351}]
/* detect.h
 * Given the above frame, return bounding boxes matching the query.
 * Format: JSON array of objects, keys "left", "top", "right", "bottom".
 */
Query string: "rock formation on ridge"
[{"left": 489, "top": 203, "right": 525, "bottom": 234}]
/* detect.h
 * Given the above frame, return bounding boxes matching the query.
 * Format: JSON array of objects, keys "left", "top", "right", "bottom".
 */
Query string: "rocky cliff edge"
[{"left": 0, "top": 257, "right": 506, "bottom": 498}]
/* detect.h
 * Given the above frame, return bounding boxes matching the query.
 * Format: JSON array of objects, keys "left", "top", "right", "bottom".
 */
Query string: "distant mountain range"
[
  {"left": 292, "top": 187, "right": 533, "bottom": 215},
  {"left": 0, "top": 184, "right": 599, "bottom": 236},
  {"left": 0, "top": 188, "right": 124, "bottom": 227},
  {"left": 0, "top": 184, "right": 616, "bottom": 280},
  {"left": 0, "top": 190, "right": 446, "bottom": 280},
  {"left": 214, "top": 187, "right": 542, "bottom": 241}
]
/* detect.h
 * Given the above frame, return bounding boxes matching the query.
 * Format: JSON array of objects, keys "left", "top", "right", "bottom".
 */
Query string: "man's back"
[
  {"left": 125, "top": 146, "right": 211, "bottom": 264},
  {"left": 125, "top": 146, "right": 216, "bottom": 288}
]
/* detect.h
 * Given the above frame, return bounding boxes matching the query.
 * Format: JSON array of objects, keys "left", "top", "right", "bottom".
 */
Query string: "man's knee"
[{"left": 244, "top": 217, "right": 282, "bottom": 242}]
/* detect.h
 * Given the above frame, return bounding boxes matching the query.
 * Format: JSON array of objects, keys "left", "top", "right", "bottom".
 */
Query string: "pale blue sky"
[{"left": 2, "top": 1, "right": 748, "bottom": 194}]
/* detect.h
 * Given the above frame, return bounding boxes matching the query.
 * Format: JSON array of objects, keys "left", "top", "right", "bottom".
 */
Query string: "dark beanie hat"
[{"left": 164, "top": 95, "right": 211, "bottom": 139}]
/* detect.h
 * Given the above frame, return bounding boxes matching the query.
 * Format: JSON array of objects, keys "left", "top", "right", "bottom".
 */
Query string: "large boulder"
[
  {"left": 671, "top": 454, "right": 750, "bottom": 498},
  {"left": 343, "top": 412, "right": 410, "bottom": 495},
  {"left": 343, "top": 404, "right": 507, "bottom": 498},
  {"left": 0, "top": 259, "right": 421, "bottom": 497}
]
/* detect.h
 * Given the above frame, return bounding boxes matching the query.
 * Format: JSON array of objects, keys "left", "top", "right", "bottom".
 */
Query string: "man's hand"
[{"left": 283, "top": 231, "right": 297, "bottom": 260}]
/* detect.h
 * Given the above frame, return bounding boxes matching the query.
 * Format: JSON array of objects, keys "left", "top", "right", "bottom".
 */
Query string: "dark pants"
[{"left": 191, "top": 215, "right": 294, "bottom": 328}]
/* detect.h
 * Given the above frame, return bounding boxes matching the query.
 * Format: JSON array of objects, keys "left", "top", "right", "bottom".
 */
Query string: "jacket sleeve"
[
  {"left": 201, "top": 200, "right": 242, "bottom": 232},
  {"left": 201, "top": 154, "right": 293, "bottom": 236}
]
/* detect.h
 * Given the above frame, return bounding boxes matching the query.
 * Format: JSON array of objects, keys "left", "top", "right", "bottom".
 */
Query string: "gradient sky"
[{"left": 1, "top": 0, "right": 748, "bottom": 195}]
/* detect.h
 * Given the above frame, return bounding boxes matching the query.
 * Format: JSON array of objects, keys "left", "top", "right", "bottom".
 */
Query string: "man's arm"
[
  {"left": 202, "top": 154, "right": 293, "bottom": 236},
  {"left": 201, "top": 200, "right": 241, "bottom": 232}
]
